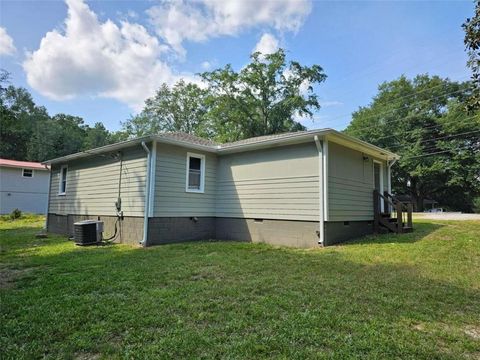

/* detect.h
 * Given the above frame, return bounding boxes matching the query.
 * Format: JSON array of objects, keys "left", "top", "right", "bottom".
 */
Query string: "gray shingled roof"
[
  {"left": 220, "top": 131, "right": 309, "bottom": 148},
  {"left": 158, "top": 132, "right": 218, "bottom": 147},
  {"left": 159, "top": 131, "right": 310, "bottom": 149}
]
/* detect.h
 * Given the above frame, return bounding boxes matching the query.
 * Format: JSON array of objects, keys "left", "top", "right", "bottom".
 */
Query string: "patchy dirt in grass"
[
  {"left": 464, "top": 326, "right": 480, "bottom": 340},
  {"left": 0, "top": 267, "right": 36, "bottom": 289},
  {"left": 412, "top": 323, "right": 425, "bottom": 332}
]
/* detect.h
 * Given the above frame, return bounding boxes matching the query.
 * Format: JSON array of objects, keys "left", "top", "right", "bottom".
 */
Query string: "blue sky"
[{"left": 0, "top": 0, "right": 474, "bottom": 132}]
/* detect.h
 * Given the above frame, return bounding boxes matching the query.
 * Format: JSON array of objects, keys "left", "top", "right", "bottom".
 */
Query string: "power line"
[
  {"left": 402, "top": 146, "right": 478, "bottom": 160},
  {"left": 322, "top": 88, "right": 468, "bottom": 130},
  {"left": 387, "top": 129, "right": 480, "bottom": 151}
]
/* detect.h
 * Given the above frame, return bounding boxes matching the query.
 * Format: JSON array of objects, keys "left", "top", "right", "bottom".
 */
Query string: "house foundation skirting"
[
  {"left": 47, "top": 213, "right": 144, "bottom": 246},
  {"left": 324, "top": 220, "right": 374, "bottom": 245},
  {"left": 48, "top": 214, "right": 375, "bottom": 248}
]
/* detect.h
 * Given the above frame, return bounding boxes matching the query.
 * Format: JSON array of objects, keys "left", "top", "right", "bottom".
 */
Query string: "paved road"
[{"left": 415, "top": 213, "right": 480, "bottom": 220}]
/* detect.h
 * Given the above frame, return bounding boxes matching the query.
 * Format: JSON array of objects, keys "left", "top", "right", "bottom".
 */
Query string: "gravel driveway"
[{"left": 415, "top": 212, "right": 480, "bottom": 220}]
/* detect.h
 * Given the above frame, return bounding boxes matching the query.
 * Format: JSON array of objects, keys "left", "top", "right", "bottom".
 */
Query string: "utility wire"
[{"left": 320, "top": 88, "right": 468, "bottom": 130}]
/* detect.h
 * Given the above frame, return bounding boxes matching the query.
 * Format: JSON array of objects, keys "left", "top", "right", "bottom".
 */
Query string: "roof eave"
[
  {"left": 42, "top": 136, "right": 154, "bottom": 165},
  {"left": 43, "top": 135, "right": 218, "bottom": 165}
]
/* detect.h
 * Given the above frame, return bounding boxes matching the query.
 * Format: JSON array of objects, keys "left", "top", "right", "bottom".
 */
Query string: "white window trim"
[
  {"left": 373, "top": 160, "right": 384, "bottom": 212},
  {"left": 185, "top": 152, "right": 205, "bottom": 193},
  {"left": 22, "top": 168, "right": 34, "bottom": 178},
  {"left": 58, "top": 165, "right": 68, "bottom": 196}
]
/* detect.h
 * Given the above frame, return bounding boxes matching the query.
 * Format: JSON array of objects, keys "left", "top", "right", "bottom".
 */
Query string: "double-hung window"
[
  {"left": 59, "top": 165, "right": 68, "bottom": 195},
  {"left": 22, "top": 169, "right": 33, "bottom": 178},
  {"left": 186, "top": 153, "right": 205, "bottom": 193}
]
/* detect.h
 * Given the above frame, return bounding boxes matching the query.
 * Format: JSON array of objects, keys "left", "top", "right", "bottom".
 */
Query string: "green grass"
[{"left": 1, "top": 216, "right": 479, "bottom": 359}]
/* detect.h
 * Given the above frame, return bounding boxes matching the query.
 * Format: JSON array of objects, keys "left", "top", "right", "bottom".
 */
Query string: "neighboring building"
[
  {"left": 0, "top": 158, "right": 50, "bottom": 214},
  {"left": 43, "top": 129, "right": 403, "bottom": 247}
]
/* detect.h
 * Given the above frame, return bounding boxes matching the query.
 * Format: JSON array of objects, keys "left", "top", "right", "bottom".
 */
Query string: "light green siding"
[
  {"left": 153, "top": 143, "right": 217, "bottom": 217},
  {"left": 216, "top": 143, "right": 319, "bottom": 221},
  {"left": 48, "top": 146, "right": 147, "bottom": 217},
  {"left": 328, "top": 141, "right": 387, "bottom": 221}
]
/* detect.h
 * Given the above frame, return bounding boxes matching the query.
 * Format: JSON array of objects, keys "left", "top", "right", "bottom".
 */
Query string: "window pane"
[
  {"left": 60, "top": 167, "right": 67, "bottom": 193},
  {"left": 189, "top": 157, "right": 201, "bottom": 170},
  {"left": 23, "top": 169, "right": 33, "bottom": 177},
  {"left": 188, "top": 170, "right": 201, "bottom": 189}
]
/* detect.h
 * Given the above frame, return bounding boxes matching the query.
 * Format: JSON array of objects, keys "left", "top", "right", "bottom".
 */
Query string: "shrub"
[{"left": 10, "top": 208, "right": 22, "bottom": 220}]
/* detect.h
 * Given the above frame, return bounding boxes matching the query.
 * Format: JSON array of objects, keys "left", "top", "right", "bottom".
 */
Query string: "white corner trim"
[
  {"left": 185, "top": 152, "right": 206, "bottom": 193},
  {"left": 58, "top": 165, "right": 67, "bottom": 195},
  {"left": 373, "top": 159, "right": 385, "bottom": 212},
  {"left": 314, "top": 135, "right": 325, "bottom": 245},
  {"left": 141, "top": 141, "right": 151, "bottom": 246},
  {"left": 148, "top": 141, "right": 157, "bottom": 217},
  {"left": 322, "top": 137, "right": 329, "bottom": 221},
  {"left": 45, "top": 168, "right": 52, "bottom": 230}
]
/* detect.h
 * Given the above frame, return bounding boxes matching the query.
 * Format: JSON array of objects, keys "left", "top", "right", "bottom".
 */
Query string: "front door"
[{"left": 374, "top": 162, "right": 383, "bottom": 211}]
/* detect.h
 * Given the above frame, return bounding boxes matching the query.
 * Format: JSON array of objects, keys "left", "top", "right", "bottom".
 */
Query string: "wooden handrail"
[{"left": 373, "top": 190, "right": 413, "bottom": 234}]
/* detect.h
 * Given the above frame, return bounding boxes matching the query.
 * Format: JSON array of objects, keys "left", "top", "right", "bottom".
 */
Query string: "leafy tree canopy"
[
  {"left": 345, "top": 74, "right": 480, "bottom": 212},
  {"left": 463, "top": 0, "right": 480, "bottom": 110},
  {"left": 0, "top": 71, "right": 125, "bottom": 162},
  {"left": 122, "top": 80, "right": 210, "bottom": 138},
  {"left": 123, "top": 49, "right": 327, "bottom": 142},
  {"left": 201, "top": 49, "right": 327, "bottom": 142}
]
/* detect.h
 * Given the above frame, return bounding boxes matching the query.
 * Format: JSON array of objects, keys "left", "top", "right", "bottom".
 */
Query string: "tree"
[
  {"left": 0, "top": 85, "right": 50, "bottom": 161},
  {"left": 463, "top": 0, "right": 480, "bottom": 110},
  {"left": 345, "top": 75, "right": 480, "bottom": 212},
  {"left": 84, "top": 122, "right": 112, "bottom": 149},
  {"left": 0, "top": 79, "right": 120, "bottom": 161},
  {"left": 122, "top": 80, "right": 210, "bottom": 137},
  {"left": 201, "top": 49, "right": 327, "bottom": 142}
]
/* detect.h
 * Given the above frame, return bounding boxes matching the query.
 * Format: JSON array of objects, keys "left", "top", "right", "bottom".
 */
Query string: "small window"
[
  {"left": 186, "top": 153, "right": 205, "bottom": 193},
  {"left": 22, "top": 169, "right": 33, "bottom": 178},
  {"left": 59, "top": 165, "right": 67, "bottom": 195}
]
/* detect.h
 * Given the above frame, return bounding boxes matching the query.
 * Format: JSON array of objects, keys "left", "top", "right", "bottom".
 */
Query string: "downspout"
[
  {"left": 314, "top": 135, "right": 325, "bottom": 246},
  {"left": 141, "top": 142, "right": 151, "bottom": 247},
  {"left": 44, "top": 165, "right": 52, "bottom": 231}
]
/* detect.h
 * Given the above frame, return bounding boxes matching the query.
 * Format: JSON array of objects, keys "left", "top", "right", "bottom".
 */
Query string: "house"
[
  {"left": 0, "top": 158, "right": 50, "bottom": 215},
  {"left": 43, "top": 129, "right": 408, "bottom": 247}
]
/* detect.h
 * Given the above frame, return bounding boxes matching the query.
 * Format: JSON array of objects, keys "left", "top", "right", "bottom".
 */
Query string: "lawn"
[{"left": 1, "top": 216, "right": 479, "bottom": 359}]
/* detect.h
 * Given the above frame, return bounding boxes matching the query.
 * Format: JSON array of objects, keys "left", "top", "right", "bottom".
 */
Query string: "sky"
[{"left": 0, "top": 0, "right": 474, "bottom": 132}]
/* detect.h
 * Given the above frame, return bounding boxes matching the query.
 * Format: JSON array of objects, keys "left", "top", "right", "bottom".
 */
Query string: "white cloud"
[
  {"left": 201, "top": 61, "right": 212, "bottom": 70},
  {"left": 22, "top": 0, "right": 313, "bottom": 110},
  {"left": 0, "top": 27, "right": 16, "bottom": 56},
  {"left": 253, "top": 33, "right": 279, "bottom": 55},
  {"left": 23, "top": 0, "right": 191, "bottom": 110},
  {"left": 148, "top": 0, "right": 311, "bottom": 56}
]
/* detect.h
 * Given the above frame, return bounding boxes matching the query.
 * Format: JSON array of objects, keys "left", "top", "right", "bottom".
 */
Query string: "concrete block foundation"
[
  {"left": 48, "top": 214, "right": 374, "bottom": 248},
  {"left": 47, "top": 213, "right": 144, "bottom": 245},
  {"left": 147, "top": 217, "right": 216, "bottom": 245}
]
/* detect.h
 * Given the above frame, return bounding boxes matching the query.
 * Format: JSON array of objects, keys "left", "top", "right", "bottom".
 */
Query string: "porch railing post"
[
  {"left": 396, "top": 202, "right": 403, "bottom": 233},
  {"left": 407, "top": 203, "right": 413, "bottom": 228}
]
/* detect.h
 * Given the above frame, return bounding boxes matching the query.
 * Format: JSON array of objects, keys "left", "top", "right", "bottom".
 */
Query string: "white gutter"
[
  {"left": 141, "top": 141, "right": 151, "bottom": 247},
  {"left": 43, "top": 129, "right": 398, "bottom": 165},
  {"left": 314, "top": 135, "right": 325, "bottom": 246}
]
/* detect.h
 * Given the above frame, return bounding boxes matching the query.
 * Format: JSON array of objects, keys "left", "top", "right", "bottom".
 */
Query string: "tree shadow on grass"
[
  {"left": 344, "top": 221, "right": 445, "bottom": 245},
  {"left": 1, "top": 235, "right": 479, "bottom": 359}
]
